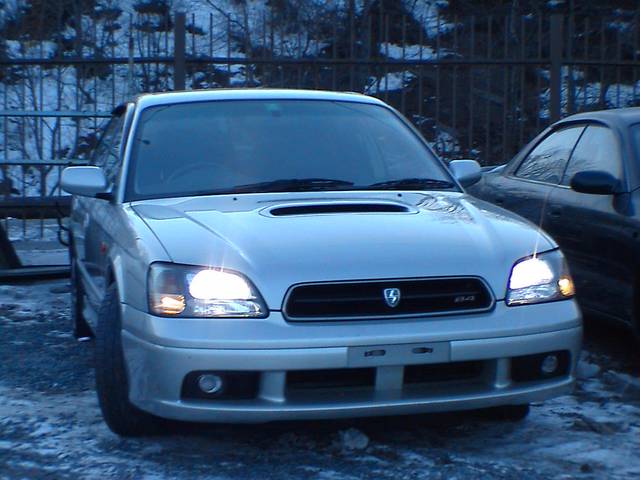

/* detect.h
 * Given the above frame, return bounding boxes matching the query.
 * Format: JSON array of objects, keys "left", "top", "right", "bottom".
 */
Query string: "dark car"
[{"left": 469, "top": 108, "right": 640, "bottom": 337}]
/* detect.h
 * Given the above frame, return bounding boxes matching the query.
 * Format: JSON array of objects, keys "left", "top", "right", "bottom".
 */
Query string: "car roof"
[
  {"left": 131, "top": 88, "right": 387, "bottom": 110},
  {"left": 554, "top": 107, "right": 640, "bottom": 129}
]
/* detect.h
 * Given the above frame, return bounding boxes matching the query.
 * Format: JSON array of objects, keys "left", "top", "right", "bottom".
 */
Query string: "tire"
[
  {"left": 480, "top": 404, "right": 530, "bottom": 422},
  {"left": 70, "top": 257, "right": 93, "bottom": 340},
  {"left": 95, "top": 284, "right": 162, "bottom": 436}
]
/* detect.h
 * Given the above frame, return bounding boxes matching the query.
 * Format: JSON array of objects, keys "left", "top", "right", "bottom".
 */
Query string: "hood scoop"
[{"left": 265, "top": 201, "right": 415, "bottom": 217}]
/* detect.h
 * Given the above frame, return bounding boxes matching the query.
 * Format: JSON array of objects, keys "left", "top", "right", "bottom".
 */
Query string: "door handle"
[{"left": 494, "top": 196, "right": 505, "bottom": 205}]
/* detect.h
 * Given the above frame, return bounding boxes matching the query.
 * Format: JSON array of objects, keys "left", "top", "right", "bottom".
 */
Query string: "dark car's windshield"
[{"left": 126, "top": 99, "right": 455, "bottom": 200}]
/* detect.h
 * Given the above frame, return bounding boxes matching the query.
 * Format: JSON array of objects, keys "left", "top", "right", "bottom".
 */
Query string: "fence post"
[
  {"left": 174, "top": 12, "right": 186, "bottom": 91},
  {"left": 550, "top": 14, "right": 563, "bottom": 122}
]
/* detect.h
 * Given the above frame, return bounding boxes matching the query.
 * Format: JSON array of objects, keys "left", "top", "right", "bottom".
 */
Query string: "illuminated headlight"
[
  {"left": 506, "top": 250, "right": 575, "bottom": 306},
  {"left": 148, "top": 263, "right": 267, "bottom": 318}
]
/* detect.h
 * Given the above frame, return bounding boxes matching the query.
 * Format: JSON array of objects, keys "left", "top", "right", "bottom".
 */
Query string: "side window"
[
  {"left": 514, "top": 126, "right": 584, "bottom": 184},
  {"left": 561, "top": 125, "right": 621, "bottom": 186},
  {"left": 91, "top": 115, "right": 125, "bottom": 185}
]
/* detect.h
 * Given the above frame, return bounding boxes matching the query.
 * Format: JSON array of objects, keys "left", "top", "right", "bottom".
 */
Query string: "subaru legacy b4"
[{"left": 61, "top": 89, "right": 582, "bottom": 436}]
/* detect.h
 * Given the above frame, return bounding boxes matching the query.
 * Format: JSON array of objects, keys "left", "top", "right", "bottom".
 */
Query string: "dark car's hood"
[{"left": 131, "top": 191, "right": 555, "bottom": 309}]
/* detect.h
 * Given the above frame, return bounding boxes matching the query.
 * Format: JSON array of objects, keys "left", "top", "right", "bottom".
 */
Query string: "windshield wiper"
[
  {"left": 362, "top": 178, "right": 455, "bottom": 190},
  {"left": 231, "top": 178, "right": 355, "bottom": 193}
]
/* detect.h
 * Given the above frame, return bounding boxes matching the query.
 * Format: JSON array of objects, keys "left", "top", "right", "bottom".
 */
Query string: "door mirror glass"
[
  {"left": 61, "top": 166, "right": 109, "bottom": 197},
  {"left": 449, "top": 159, "right": 482, "bottom": 187},
  {"left": 570, "top": 170, "right": 620, "bottom": 195}
]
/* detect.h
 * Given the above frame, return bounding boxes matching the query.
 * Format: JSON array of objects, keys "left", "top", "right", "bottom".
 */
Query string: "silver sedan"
[{"left": 61, "top": 89, "right": 582, "bottom": 436}]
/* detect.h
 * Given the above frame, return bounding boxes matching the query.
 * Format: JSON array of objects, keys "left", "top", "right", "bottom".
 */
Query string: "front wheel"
[{"left": 95, "top": 284, "right": 162, "bottom": 436}]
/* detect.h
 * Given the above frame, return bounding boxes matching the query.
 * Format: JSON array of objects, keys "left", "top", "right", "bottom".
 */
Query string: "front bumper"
[{"left": 121, "top": 301, "right": 582, "bottom": 423}]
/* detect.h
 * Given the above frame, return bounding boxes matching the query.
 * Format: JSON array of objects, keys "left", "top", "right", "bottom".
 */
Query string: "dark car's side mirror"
[{"left": 570, "top": 170, "right": 620, "bottom": 195}]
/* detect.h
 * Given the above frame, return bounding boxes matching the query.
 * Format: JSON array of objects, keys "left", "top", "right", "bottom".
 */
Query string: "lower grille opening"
[
  {"left": 404, "top": 361, "right": 485, "bottom": 384},
  {"left": 286, "top": 368, "right": 376, "bottom": 391}
]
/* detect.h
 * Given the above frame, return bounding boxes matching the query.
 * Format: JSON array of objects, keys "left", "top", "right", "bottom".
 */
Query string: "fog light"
[
  {"left": 197, "top": 374, "right": 223, "bottom": 394},
  {"left": 541, "top": 354, "right": 559, "bottom": 374}
]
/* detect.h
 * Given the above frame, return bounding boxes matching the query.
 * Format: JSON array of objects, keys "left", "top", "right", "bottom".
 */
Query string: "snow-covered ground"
[{"left": 0, "top": 277, "right": 638, "bottom": 479}]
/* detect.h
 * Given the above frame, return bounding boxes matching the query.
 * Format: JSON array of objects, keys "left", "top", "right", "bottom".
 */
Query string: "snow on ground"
[
  {"left": 379, "top": 43, "right": 445, "bottom": 60},
  {"left": 401, "top": 0, "right": 455, "bottom": 38},
  {"left": 364, "top": 71, "right": 416, "bottom": 94},
  {"left": 0, "top": 275, "right": 638, "bottom": 479},
  {"left": 538, "top": 68, "right": 640, "bottom": 119}
]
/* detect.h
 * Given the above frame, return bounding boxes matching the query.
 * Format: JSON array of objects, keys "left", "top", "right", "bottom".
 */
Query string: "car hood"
[{"left": 131, "top": 191, "right": 555, "bottom": 309}]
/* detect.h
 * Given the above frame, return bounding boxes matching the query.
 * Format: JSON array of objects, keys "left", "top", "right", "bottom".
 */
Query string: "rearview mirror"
[
  {"left": 61, "top": 166, "right": 109, "bottom": 197},
  {"left": 449, "top": 159, "right": 482, "bottom": 187},
  {"left": 570, "top": 170, "right": 620, "bottom": 195}
]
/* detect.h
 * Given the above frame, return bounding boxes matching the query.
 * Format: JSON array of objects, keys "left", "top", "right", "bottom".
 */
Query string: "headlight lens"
[
  {"left": 148, "top": 263, "right": 268, "bottom": 318},
  {"left": 506, "top": 250, "right": 575, "bottom": 306}
]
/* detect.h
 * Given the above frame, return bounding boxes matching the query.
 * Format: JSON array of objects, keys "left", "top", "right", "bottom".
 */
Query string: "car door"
[
  {"left": 546, "top": 124, "right": 635, "bottom": 324},
  {"left": 483, "top": 125, "right": 585, "bottom": 232},
  {"left": 74, "top": 113, "right": 126, "bottom": 312}
]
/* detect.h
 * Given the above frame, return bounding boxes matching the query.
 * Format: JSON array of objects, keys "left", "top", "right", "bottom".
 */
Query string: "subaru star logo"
[{"left": 383, "top": 288, "right": 401, "bottom": 308}]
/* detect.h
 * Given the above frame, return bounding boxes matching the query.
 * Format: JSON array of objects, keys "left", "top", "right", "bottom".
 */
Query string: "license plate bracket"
[{"left": 347, "top": 341, "right": 450, "bottom": 367}]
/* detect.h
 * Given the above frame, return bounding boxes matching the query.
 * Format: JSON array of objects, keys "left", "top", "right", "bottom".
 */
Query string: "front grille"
[{"left": 284, "top": 277, "right": 493, "bottom": 320}]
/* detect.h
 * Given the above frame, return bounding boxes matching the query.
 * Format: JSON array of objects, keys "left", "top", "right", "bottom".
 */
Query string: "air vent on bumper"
[{"left": 284, "top": 277, "right": 494, "bottom": 320}]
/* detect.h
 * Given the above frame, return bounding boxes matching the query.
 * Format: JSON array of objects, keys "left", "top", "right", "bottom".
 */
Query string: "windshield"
[{"left": 126, "top": 99, "right": 455, "bottom": 200}]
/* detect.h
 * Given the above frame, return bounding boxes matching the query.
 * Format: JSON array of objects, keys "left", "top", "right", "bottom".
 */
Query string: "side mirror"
[
  {"left": 449, "top": 159, "right": 482, "bottom": 187},
  {"left": 61, "top": 166, "right": 109, "bottom": 197},
  {"left": 570, "top": 170, "right": 620, "bottom": 195}
]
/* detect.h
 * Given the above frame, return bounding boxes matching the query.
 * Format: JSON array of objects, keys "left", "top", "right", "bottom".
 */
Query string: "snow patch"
[
  {"left": 365, "top": 71, "right": 415, "bottom": 94},
  {"left": 335, "top": 428, "right": 369, "bottom": 451}
]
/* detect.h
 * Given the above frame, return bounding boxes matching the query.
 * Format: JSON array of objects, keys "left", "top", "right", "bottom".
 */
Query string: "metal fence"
[{"left": 1, "top": 9, "right": 639, "bottom": 257}]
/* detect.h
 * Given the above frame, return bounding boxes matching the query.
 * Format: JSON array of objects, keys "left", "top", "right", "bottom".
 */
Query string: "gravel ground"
[{"left": 1, "top": 278, "right": 639, "bottom": 480}]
